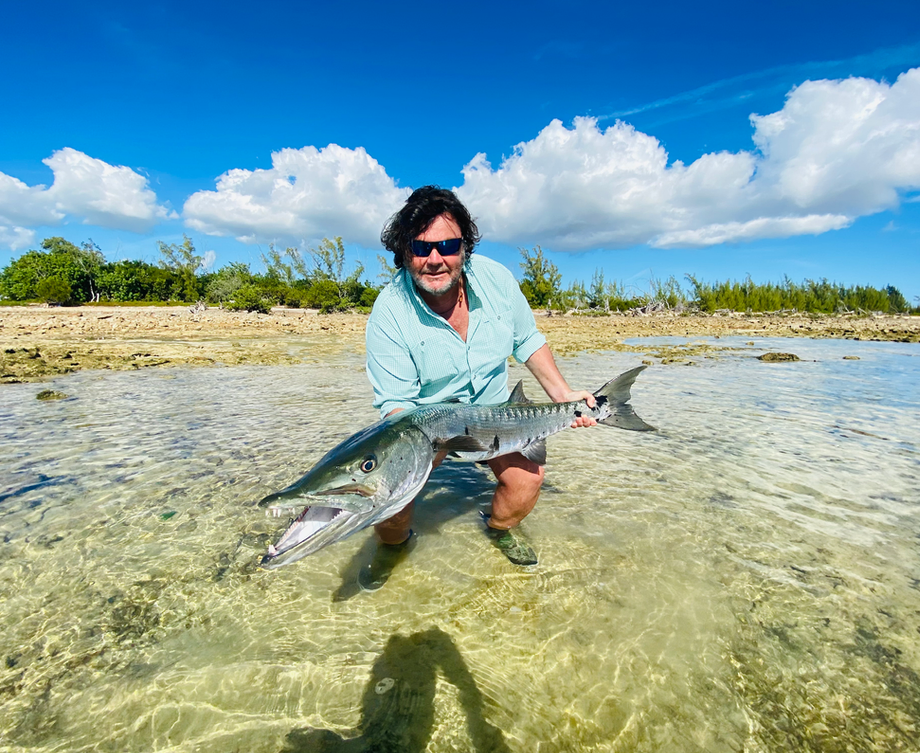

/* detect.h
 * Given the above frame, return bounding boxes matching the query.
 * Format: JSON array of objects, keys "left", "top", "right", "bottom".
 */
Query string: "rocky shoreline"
[{"left": 2, "top": 304, "right": 917, "bottom": 384}]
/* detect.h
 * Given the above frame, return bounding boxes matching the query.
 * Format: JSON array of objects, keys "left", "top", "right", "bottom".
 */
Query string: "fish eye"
[{"left": 360, "top": 455, "right": 377, "bottom": 473}]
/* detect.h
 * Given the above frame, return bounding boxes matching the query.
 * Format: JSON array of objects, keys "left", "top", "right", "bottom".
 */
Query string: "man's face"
[{"left": 406, "top": 213, "right": 466, "bottom": 297}]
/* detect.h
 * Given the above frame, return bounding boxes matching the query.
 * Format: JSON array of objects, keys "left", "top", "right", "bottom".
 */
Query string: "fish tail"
[{"left": 594, "top": 366, "right": 656, "bottom": 431}]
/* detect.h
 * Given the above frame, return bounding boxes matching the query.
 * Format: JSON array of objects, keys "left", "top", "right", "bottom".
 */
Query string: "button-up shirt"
[{"left": 366, "top": 254, "right": 547, "bottom": 417}]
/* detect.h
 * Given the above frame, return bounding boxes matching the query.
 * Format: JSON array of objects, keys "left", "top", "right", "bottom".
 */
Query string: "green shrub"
[
  {"left": 226, "top": 285, "right": 272, "bottom": 314},
  {"left": 303, "top": 279, "right": 341, "bottom": 312},
  {"left": 36, "top": 277, "right": 73, "bottom": 305},
  {"left": 281, "top": 288, "right": 304, "bottom": 308},
  {"left": 206, "top": 262, "right": 251, "bottom": 305},
  {"left": 359, "top": 286, "right": 380, "bottom": 307},
  {"left": 519, "top": 246, "right": 561, "bottom": 307}
]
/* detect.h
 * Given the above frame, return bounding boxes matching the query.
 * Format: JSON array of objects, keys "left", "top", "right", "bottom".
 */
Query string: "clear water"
[{"left": 1, "top": 337, "right": 918, "bottom": 752}]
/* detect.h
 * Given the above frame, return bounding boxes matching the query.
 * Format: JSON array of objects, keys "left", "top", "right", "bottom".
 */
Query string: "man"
[{"left": 363, "top": 186, "right": 595, "bottom": 587}]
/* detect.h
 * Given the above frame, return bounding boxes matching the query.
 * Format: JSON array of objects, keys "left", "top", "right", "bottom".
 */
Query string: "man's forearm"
[
  {"left": 524, "top": 344, "right": 574, "bottom": 402},
  {"left": 524, "top": 343, "right": 597, "bottom": 425}
]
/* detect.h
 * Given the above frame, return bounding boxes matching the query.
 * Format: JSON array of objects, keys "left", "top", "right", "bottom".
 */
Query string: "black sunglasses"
[{"left": 410, "top": 238, "right": 463, "bottom": 257}]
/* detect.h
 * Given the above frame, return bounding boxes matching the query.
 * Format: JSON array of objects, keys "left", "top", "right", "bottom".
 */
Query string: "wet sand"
[{"left": 1, "top": 304, "right": 918, "bottom": 383}]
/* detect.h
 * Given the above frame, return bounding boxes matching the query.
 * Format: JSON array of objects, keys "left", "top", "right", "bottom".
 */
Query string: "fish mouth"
[
  {"left": 260, "top": 487, "right": 376, "bottom": 568},
  {"left": 261, "top": 504, "right": 357, "bottom": 568}
]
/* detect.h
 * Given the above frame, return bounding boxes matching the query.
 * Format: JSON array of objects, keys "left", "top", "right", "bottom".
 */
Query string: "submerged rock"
[
  {"left": 36, "top": 389, "right": 68, "bottom": 400},
  {"left": 758, "top": 352, "right": 800, "bottom": 362}
]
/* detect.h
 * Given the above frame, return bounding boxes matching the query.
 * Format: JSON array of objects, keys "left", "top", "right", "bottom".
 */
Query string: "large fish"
[{"left": 259, "top": 365, "right": 654, "bottom": 568}]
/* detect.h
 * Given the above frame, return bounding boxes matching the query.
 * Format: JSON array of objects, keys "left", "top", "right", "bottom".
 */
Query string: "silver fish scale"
[{"left": 407, "top": 399, "right": 600, "bottom": 460}]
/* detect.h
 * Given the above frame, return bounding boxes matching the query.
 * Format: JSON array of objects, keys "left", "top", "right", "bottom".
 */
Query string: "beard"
[{"left": 407, "top": 249, "right": 468, "bottom": 297}]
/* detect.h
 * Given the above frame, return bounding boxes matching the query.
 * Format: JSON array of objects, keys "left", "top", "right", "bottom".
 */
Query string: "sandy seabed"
[{"left": 1, "top": 304, "right": 918, "bottom": 384}]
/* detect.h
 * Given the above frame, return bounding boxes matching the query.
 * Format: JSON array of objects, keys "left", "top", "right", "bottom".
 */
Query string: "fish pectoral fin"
[
  {"left": 520, "top": 438, "right": 547, "bottom": 465},
  {"left": 435, "top": 436, "right": 490, "bottom": 453},
  {"left": 506, "top": 380, "right": 533, "bottom": 405}
]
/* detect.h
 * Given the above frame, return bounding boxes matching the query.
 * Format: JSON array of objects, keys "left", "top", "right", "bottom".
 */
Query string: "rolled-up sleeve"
[
  {"left": 366, "top": 315, "right": 421, "bottom": 417},
  {"left": 509, "top": 279, "right": 546, "bottom": 363}
]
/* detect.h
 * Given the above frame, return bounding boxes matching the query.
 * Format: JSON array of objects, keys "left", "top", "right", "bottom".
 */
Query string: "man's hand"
[
  {"left": 523, "top": 346, "right": 599, "bottom": 428},
  {"left": 560, "top": 390, "right": 597, "bottom": 428}
]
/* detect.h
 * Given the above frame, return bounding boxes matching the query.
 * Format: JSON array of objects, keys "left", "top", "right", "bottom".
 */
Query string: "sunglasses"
[{"left": 410, "top": 238, "right": 463, "bottom": 257}]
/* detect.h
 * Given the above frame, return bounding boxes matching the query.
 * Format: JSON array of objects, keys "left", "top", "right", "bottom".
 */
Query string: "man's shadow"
[
  {"left": 333, "top": 461, "right": 495, "bottom": 601},
  {"left": 280, "top": 626, "right": 510, "bottom": 753}
]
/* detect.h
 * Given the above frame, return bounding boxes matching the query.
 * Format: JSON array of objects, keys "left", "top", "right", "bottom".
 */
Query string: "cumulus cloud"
[
  {"left": 457, "top": 68, "right": 920, "bottom": 249},
  {"left": 183, "top": 144, "right": 409, "bottom": 248},
  {"left": 0, "top": 224, "right": 37, "bottom": 251},
  {"left": 653, "top": 215, "right": 853, "bottom": 248},
  {"left": 0, "top": 172, "right": 61, "bottom": 250},
  {"left": 42, "top": 148, "right": 176, "bottom": 231},
  {"left": 200, "top": 249, "right": 217, "bottom": 271},
  {"left": 0, "top": 148, "right": 175, "bottom": 249},
  {"left": 0, "top": 172, "right": 61, "bottom": 226}
]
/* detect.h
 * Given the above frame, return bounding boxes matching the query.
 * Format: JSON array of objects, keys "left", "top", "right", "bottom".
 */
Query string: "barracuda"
[{"left": 259, "top": 365, "right": 654, "bottom": 568}]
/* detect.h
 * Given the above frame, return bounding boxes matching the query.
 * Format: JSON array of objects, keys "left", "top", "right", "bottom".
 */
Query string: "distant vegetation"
[
  {"left": 0, "top": 236, "right": 915, "bottom": 315},
  {"left": 516, "top": 247, "right": 917, "bottom": 315},
  {"left": 0, "top": 236, "right": 379, "bottom": 313},
  {"left": 684, "top": 275, "right": 911, "bottom": 315}
]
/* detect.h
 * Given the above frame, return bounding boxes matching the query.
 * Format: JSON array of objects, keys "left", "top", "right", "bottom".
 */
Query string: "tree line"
[
  {"left": 517, "top": 247, "right": 916, "bottom": 315},
  {"left": 0, "top": 236, "right": 914, "bottom": 315},
  {"left": 0, "top": 236, "right": 381, "bottom": 314}
]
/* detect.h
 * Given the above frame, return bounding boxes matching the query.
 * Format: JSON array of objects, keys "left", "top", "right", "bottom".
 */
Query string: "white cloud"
[
  {"left": 42, "top": 148, "right": 176, "bottom": 231},
  {"left": 0, "top": 148, "right": 175, "bottom": 249},
  {"left": 0, "top": 224, "right": 37, "bottom": 251},
  {"left": 200, "top": 249, "right": 217, "bottom": 271},
  {"left": 457, "top": 67, "right": 920, "bottom": 250},
  {"left": 183, "top": 144, "right": 409, "bottom": 248},
  {"left": 0, "top": 172, "right": 61, "bottom": 249},
  {"left": 750, "top": 70, "right": 920, "bottom": 215},
  {"left": 653, "top": 215, "right": 853, "bottom": 248}
]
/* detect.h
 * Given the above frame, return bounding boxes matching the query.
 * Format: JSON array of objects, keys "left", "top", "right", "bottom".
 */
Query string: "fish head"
[{"left": 258, "top": 418, "right": 434, "bottom": 568}]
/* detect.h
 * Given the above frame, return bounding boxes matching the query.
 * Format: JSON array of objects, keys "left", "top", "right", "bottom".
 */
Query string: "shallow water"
[{"left": 1, "top": 337, "right": 919, "bottom": 752}]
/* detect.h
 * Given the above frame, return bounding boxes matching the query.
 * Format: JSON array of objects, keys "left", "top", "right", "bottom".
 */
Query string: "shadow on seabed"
[{"left": 279, "top": 626, "right": 510, "bottom": 753}]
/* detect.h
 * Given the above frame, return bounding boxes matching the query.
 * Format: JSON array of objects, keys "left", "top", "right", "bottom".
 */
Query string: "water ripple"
[{"left": 1, "top": 338, "right": 918, "bottom": 751}]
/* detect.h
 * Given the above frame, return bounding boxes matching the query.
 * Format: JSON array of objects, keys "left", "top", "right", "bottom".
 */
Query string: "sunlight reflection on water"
[{"left": 1, "top": 337, "right": 918, "bottom": 752}]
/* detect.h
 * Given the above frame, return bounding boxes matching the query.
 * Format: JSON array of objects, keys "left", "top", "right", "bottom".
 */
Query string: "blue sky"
[{"left": 2, "top": 0, "right": 919, "bottom": 300}]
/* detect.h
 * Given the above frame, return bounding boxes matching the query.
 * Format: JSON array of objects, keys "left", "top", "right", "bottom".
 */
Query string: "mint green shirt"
[{"left": 366, "top": 254, "right": 547, "bottom": 417}]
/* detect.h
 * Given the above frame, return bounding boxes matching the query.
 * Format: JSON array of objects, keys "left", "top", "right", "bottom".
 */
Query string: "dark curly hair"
[{"left": 381, "top": 186, "right": 482, "bottom": 269}]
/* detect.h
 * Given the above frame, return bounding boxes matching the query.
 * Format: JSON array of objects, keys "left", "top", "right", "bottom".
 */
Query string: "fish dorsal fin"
[
  {"left": 520, "top": 439, "right": 547, "bottom": 466},
  {"left": 434, "top": 435, "right": 490, "bottom": 453},
  {"left": 507, "top": 380, "right": 532, "bottom": 405}
]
